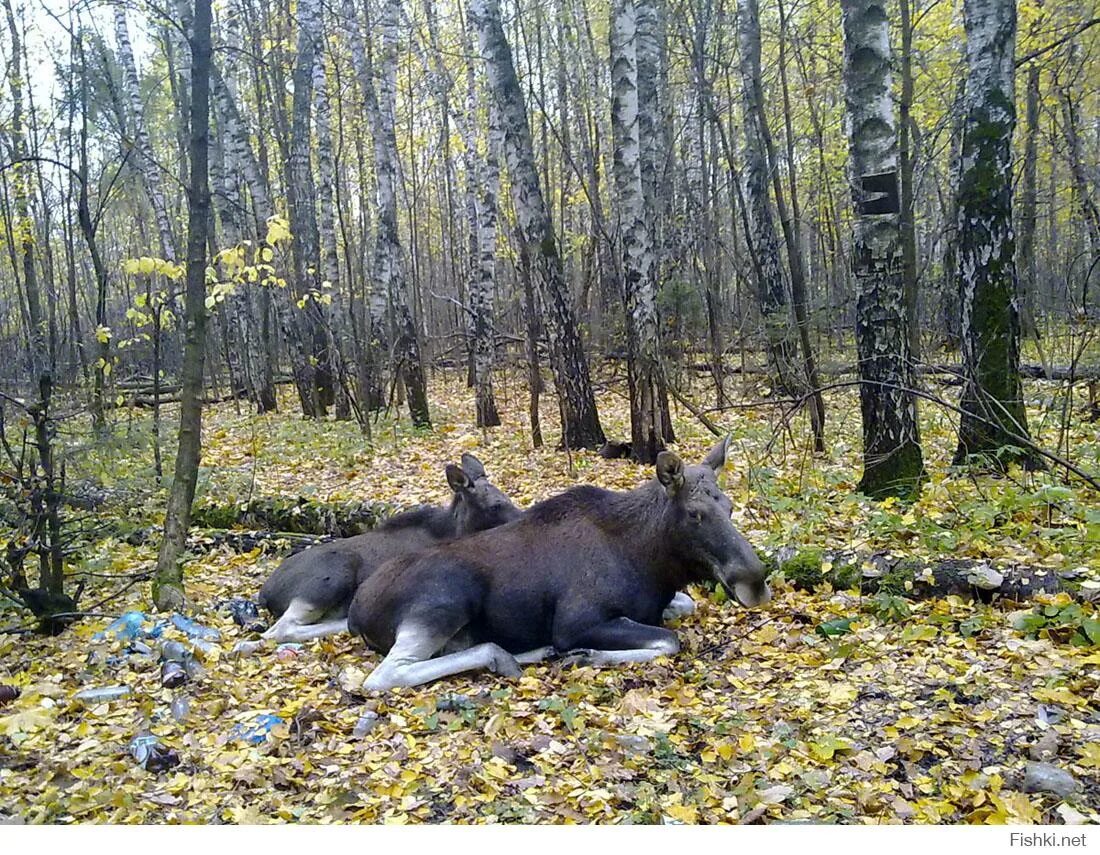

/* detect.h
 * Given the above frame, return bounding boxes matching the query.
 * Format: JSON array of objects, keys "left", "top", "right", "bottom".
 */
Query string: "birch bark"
[
  {"left": 471, "top": 0, "right": 605, "bottom": 449},
  {"left": 952, "top": 0, "right": 1035, "bottom": 466},
  {"left": 372, "top": 0, "right": 431, "bottom": 427},
  {"left": 114, "top": 9, "right": 178, "bottom": 263},
  {"left": 839, "top": 0, "right": 925, "bottom": 498}
]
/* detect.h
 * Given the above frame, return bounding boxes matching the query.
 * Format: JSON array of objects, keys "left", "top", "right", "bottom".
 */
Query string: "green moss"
[
  {"left": 831, "top": 561, "right": 862, "bottom": 592},
  {"left": 780, "top": 548, "right": 825, "bottom": 588},
  {"left": 875, "top": 559, "right": 920, "bottom": 595},
  {"left": 858, "top": 440, "right": 926, "bottom": 501}
]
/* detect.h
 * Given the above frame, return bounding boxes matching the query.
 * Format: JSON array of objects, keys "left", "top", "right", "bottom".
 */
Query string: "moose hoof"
[{"left": 486, "top": 645, "right": 522, "bottom": 678}]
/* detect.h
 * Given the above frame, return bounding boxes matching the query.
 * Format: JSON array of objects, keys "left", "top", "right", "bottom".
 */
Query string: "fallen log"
[
  {"left": 189, "top": 496, "right": 393, "bottom": 537},
  {"left": 768, "top": 546, "right": 1094, "bottom": 603},
  {"left": 125, "top": 526, "right": 330, "bottom": 555}
]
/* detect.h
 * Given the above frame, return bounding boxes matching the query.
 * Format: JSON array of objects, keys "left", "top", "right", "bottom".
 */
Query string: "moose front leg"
[
  {"left": 363, "top": 622, "right": 523, "bottom": 691},
  {"left": 557, "top": 617, "right": 680, "bottom": 667}
]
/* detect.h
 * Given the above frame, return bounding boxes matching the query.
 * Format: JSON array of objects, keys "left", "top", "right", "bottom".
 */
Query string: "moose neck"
[{"left": 601, "top": 480, "right": 699, "bottom": 596}]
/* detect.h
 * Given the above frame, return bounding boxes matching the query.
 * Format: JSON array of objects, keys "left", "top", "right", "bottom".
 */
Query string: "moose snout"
[{"left": 732, "top": 579, "right": 772, "bottom": 608}]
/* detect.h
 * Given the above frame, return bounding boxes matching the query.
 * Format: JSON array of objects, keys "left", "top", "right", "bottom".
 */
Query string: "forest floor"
[{"left": 1, "top": 364, "right": 1098, "bottom": 824}]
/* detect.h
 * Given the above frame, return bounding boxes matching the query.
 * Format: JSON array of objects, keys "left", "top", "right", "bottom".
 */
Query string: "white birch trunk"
[
  {"left": 953, "top": 0, "right": 1033, "bottom": 465},
  {"left": 734, "top": 0, "right": 797, "bottom": 392},
  {"left": 114, "top": 8, "right": 177, "bottom": 262},
  {"left": 470, "top": 0, "right": 605, "bottom": 449},
  {"left": 840, "top": 0, "right": 924, "bottom": 498}
]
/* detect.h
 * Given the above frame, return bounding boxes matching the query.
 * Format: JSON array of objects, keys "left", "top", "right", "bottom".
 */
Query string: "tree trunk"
[
  {"left": 471, "top": 0, "right": 605, "bottom": 450},
  {"left": 153, "top": 0, "right": 213, "bottom": 610},
  {"left": 897, "top": 0, "right": 920, "bottom": 360},
  {"left": 734, "top": 0, "right": 799, "bottom": 396},
  {"left": 287, "top": 0, "right": 323, "bottom": 419},
  {"left": 114, "top": 8, "right": 178, "bottom": 263},
  {"left": 211, "top": 62, "right": 280, "bottom": 412},
  {"left": 1017, "top": 63, "right": 1041, "bottom": 338},
  {"left": 840, "top": 0, "right": 925, "bottom": 499},
  {"left": 313, "top": 52, "right": 352, "bottom": 421},
  {"left": 952, "top": 0, "right": 1035, "bottom": 467},
  {"left": 469, "top": 92, "right": 503, "bottom": 428},
  {"left": 612, "top": 0, "right": 669, "bottom": 463},
  {"left": 369, "top": 0, "right": 431, "bottom": 428}
]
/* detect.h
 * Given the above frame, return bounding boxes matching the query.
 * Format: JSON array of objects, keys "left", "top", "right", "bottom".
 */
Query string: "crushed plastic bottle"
[
  {"left": 160, "top": 661, "right": 188, "bottom": 688},
  {"left": 159, "top": 640, "right": 190, "bottom": 662},
  {"left": 230, "top": 714, "right": 285, "bottom": 744},
  {"left": 170, "top": 614, "right": 221, "bottom": 641},
  {"left": 94, "top": 611, "right": 164, "bottom": 642},
  {"left": 74, "top": 685, "right": 131, "bottom": 704},
  {"left": 170, "top": 696, "right": 191, "bottom": 723},
  {"left": 352, "top": 711, "right": 380, "bottom": 737},
  {"left": 225, "top": 598, "right": 265, "bottom": 632},
  {"left": 129, "top": 733, "right": 181, "bottom": 772},
  {"left": 159, "top": 640, "right": 204, "bottom": 679},
  {"left": 231, "top": 640, "right": 266, "bottom": 657},
  {"left": 275, "top": 643, "right": 303, "bottom": 661}
]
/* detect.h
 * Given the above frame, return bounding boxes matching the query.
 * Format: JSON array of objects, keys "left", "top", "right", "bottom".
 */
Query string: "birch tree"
[
  {"left": 840, "top": 0, "right": 925, "bottom": 498},
  {"left": 734, "top": 0, "right": 799, "bottom": 394},
  {"left": 114, "top": 8, "right": 178, "bottom": 263},
  {"left": 470, "top": 0, "right": 605, "bottom": 450},
  {"left": 364, "top": 0, "right": 431, "bottom": 428},
  {"left": 287, "top": 0, "right": 324, "bottom": 418},
  {"left": 612, "top": 0, "right": 669, "bottom": 463},
  {"left": 952, "top": 0, "right": 1034, "bottom": 467}
]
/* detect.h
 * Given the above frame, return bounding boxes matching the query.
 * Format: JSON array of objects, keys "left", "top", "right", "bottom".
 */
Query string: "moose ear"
[
  {"left": 460, "top": 453, "right": 487, "bottom": 481},
  {"left": 446, "top": 463, "right": 474, "bottom": 493},
  {"left": 702, "top": 435, "right": 730, "bottom": 473},
  {"left": 656, "top": 451, "right": 685, "bottom": 495}
]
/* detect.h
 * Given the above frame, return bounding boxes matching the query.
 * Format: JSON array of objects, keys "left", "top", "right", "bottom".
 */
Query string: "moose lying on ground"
[
  {"left": 347, "top": 437, "right": 770, "bottom": 690},
  {"left": 259, "top": 454, "right": 522, "bottom": 642}
]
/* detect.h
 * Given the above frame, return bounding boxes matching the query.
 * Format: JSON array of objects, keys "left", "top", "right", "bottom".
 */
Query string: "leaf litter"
[{"left": 0, "top": 373, "right": 1098, "bottom": 823}]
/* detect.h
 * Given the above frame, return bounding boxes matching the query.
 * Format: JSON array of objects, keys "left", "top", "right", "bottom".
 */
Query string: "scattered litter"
[
  {"left": 231, "top": 640, "right": 266, "bottom": 657},
  {"left": 275, "top": 643, "right": 303, "bottom": 660},
  {"left": 160, "top": 661, "right": 188, "bottom": 688},
  {"left": 169, "top": 614, "right": 221, "bottom": 641},
  {"left": 73, "top": 685, "right": 132, "bottom": 705},
  {"left": 170, "top": 696, "right": 191, "bottom": 723},
  {"left": 129, "top": 733, "right": 181, "bottom": 772},
  {"left": 352, "top": 711, "right": 380, "bottom": 737},
  {"left": 94, "top": 611, "right": 164, "bottom": 642},
  {"left": 229, "top": 714, "right": 285, "bottom": 744}
]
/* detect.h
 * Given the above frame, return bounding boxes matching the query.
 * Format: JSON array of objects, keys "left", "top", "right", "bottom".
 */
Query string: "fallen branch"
[{"left": 770, "top": 546, "right": 1086, "bottom": 603}]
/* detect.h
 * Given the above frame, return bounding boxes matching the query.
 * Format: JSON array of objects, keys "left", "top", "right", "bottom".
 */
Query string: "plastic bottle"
[
  {"left": 169, "top": 614, "right": 221, "bottom": 641},
  {"left": 226, "top": 598, "right": 263, "bottom": 631},
  {"left": 170, "top": 696, "right": 191, "bottom": 723},
  {"left": 230, "top": 714, "right": 285, "bottom": 744},
  {"left": 160, "top": 640, "right": 191, "bottom": 662},
  {"left": 352, "top": 711, "right": 380, "bottom": 737},
  {"left": 94, "top": 611, "right": 147, "bottom": 642},
  {"left": 129, "top": 733, "right": 181, "bottom": 772},
  {"left": 231, "top": 640, "right": 265, "bottom": 657},
  {"left": 160, "top": 661, "right": 188, "bottom": 688},
  {"left": 73, "top": 685, "right": 131, "bottom": 704}
]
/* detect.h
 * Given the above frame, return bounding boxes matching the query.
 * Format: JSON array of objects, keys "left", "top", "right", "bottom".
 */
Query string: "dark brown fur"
[
  {"left": 348, "top": 442, "right": 769, "bottom": 658},
  {"left": 258, "top": 454, "right": 520, "bottom": 620}
]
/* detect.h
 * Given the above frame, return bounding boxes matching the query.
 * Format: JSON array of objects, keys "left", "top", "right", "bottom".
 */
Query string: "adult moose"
[
  {"left": 260, "top": 454, "right": 521, "bottom": 642},
  {"left": 348, "top": 437, "right": 770, "bottom": 690}
]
